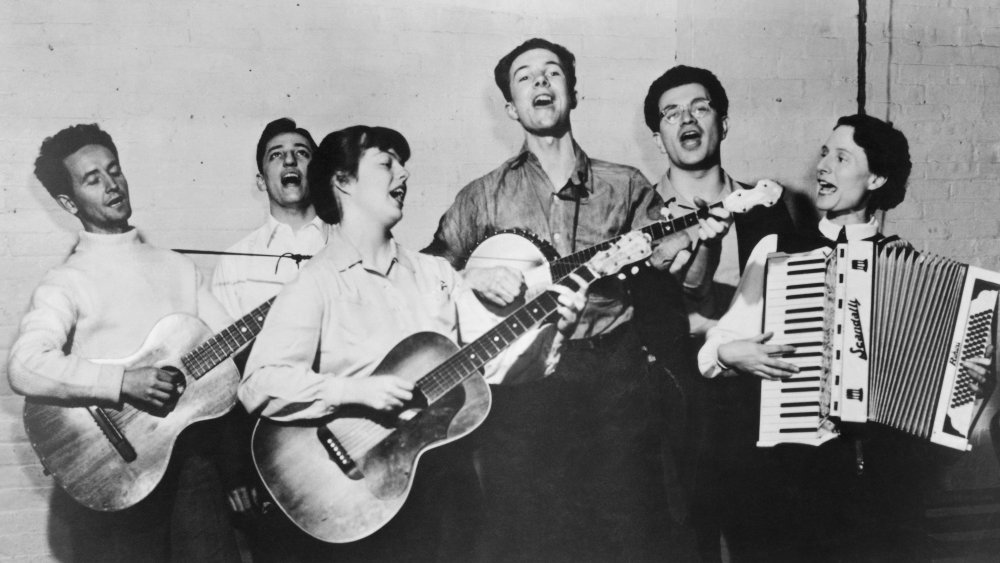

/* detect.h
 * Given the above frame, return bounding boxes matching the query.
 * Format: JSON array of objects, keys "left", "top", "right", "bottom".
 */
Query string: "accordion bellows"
[{"left": 758, "top": 239, "right": 1000, "bottom": 451}]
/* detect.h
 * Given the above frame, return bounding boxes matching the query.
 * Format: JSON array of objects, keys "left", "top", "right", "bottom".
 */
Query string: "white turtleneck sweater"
[{"left": 7, "top": 229, "right": 231, "bottom": 403}]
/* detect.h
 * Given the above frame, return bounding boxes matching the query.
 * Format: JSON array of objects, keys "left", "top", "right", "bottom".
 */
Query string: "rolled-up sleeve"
[
  {"left": 628, "top": 170, "right": 666, "bottom": 229},
  {"left": 423, "top": 183, "right": 484, "bottom": 268}
]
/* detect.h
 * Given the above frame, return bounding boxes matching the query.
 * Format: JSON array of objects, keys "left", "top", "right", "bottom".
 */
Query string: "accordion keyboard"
[{"left": 758, "top": 249, "right": 838, "bottom": 447}]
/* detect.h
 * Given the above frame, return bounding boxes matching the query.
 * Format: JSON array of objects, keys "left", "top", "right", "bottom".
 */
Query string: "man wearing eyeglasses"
[
  {"left": 642, "top": 66, "right": 795, "bottom": 561},
  {"left": 644, "top": 66, "right": 795, "bottom": 336}
]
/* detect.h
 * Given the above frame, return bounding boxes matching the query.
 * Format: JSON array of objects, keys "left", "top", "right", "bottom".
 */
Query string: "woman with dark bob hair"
[
  {"left": 237, "top": 125, "right": 589, "bottom": 561},
  {"left": 697, "top": 114, "right": 992, "bottom": 561}
]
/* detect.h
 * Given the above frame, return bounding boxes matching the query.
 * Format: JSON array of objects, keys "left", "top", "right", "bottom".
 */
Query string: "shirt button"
[{"left": 553, "top": 233, "right": 562, "bottom": 241}]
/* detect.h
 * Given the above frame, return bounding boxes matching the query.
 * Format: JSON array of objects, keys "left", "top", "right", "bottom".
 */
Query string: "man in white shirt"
[
  {"left": 212, "top": 117, "right": 330, "bottom": 318},
  {"left": 209, "top": 118, "right": 331, "bottom": 559}
]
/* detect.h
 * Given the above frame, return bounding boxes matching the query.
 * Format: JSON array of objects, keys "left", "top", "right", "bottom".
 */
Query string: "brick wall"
[
  {"left": 867, "top": 0, "right": 1000, "bottom": 272},
  {"left": 2, "top": 0, "right": 998, "bottom": 559}
]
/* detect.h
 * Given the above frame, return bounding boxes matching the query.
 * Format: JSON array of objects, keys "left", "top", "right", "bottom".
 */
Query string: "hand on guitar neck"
[
  {"left": 463, "top": 180, "right": 782, "bottom": 314},
  {"left": 650, "top": 196, "right": 733, "bottom": 274},
  {"left": 121, "top": 366, "right": 186, "bottom": 411},
  {"left": 250, "top": 232, "right": 647, "bottom": 544}
]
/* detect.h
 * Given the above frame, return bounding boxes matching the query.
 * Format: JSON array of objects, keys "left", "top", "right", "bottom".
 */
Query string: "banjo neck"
[{"left": 549, "top": 201, "right": 724, "bottom": 279}]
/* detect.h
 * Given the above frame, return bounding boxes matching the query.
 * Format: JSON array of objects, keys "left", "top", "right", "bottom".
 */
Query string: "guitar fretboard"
[
  {"left": 549, "top": 202, "right": 722, "bottom": 280},
  {"left": 415, "top": 265, "right": 597, "bottom": 403},
  {"left": 181, "top": 297, "right": 275, "bottom": 379}
]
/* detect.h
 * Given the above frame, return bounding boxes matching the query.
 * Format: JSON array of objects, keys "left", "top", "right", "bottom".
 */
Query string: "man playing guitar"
[{"left": 7, "top": 124, "right": 241, "bottom": 561}]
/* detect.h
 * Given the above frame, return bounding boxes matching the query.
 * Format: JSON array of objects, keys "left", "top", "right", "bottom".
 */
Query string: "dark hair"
[
  {"left": 643, "top": 65, "right": 730, "bottom": 132},
  {"left": 34, "top": 123, "right": 119, "bottom": 200},
  {"left": 493, "top": 38, "right": 577, "bottom": 104},
  {"left": 255, "top": 117, "right": 317, "bottom": 173},
  {"left": 834, "top": 114, "right": 912, "bottom": 212},
  {"left": 309, "top": 125, "right": 411, "bottom": 223}
]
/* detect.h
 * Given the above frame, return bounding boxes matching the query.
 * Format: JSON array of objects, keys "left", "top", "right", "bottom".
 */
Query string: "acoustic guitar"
[
  {"left": 23, "top": 298, "right": 274, "bottom": 511},
  {"left": 465, "top": 179, "right": 783, "bottom": 316},
  {"left": 250, "top": 232, "right": 652, "bottom": 543}
]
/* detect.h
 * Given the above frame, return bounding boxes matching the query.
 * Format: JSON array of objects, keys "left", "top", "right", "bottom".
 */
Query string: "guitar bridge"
[{"left": 317, "top": 425, "right": 363, "bottom": 480}]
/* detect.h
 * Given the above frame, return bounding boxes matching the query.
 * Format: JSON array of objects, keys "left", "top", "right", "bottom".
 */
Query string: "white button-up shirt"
[
  {"left": 211, "top": 214, "right": 331, "bottom": 318},
  {"left": 239, "top": 225, "right": 560, "bottom": 422}
]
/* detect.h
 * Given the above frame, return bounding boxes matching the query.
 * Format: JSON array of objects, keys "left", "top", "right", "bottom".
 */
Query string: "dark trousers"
[
  {"left": 52, "top": 445, "right": 241, "bottom": 563},
  {"left": 471, "top": 323, "right": 690, "bottom": 562},
  {"left": 710, "top": 424, "right": 942, "bottom": 562}
]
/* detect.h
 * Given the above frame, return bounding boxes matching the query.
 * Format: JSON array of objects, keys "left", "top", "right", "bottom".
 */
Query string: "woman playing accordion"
[{"left": 697, "top": 114, "right": 994, "bottom": 561}]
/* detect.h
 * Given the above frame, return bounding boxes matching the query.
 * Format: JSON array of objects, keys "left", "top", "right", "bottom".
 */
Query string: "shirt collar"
[
  {"left": 263, "top": 213, "right": 329, "bottom": 248},
  {"left": 326, "top": 224, "right": 412, "bottom": 275},
  {"left": 658, "top": 169, "right": 737, "bottom": 208},
  {"left": 510, "top": 140, "right": 592, "bottom": 193},
  {"left": 818, "top": 216, "right": 879, "bottom": 241}
]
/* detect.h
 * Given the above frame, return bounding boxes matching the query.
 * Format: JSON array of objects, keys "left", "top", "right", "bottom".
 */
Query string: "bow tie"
[{"left": 835, "top": 227, "right": 848, "bottom": 244}]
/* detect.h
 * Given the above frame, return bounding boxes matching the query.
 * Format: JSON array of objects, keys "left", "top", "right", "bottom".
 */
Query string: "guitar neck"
[
  {"left": 548, "top": 201, "right": 723, "bottom": 279},
  {"left": 415, "top": 265, "right": 598, "bottom": 403},
  {"left": 181, "top": 297, "right": 275, "bottom": 379}
]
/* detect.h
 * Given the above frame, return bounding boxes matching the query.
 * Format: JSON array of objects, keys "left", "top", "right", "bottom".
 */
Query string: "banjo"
[{"left": 464, "top": 179, "right": 784, "bottom": 316}]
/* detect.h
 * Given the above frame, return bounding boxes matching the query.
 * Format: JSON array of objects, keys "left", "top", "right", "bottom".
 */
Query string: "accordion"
[{"left": 758, "top": 239, "right": 1000, "bottom": 451}]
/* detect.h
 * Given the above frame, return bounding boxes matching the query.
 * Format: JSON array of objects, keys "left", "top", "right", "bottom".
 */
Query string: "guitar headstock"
[
  {"left": 723, "top": 179, "right": 783, "bottom": 214},
  {"left": 587, "top": 232, "right": 652, "bottom": 278}
]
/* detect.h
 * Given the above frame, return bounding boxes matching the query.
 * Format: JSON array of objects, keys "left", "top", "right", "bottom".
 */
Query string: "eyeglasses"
[{"left": 659, "top": 100, "right": 714, "bottom": 125}]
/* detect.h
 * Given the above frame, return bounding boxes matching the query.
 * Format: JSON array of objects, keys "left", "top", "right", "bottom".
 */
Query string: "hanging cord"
[
  {"left": 885, "top": 0, "right": 895, "bottom": 122},
  {"left": 857, "top": 0, "right": 868, "bottom": 115},
  {"left": 172, "top": 248, "right": 312, "bottom": 275}
]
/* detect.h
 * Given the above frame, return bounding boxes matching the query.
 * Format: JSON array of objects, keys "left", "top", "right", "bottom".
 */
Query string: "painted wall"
[{"left": 2, "top": 0, "right": 998, "bottom": 558}]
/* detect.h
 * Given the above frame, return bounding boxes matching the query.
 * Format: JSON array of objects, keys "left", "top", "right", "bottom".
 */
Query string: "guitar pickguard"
[{"left": 360, "top": 384, "right": 467, "bottom": 500}]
